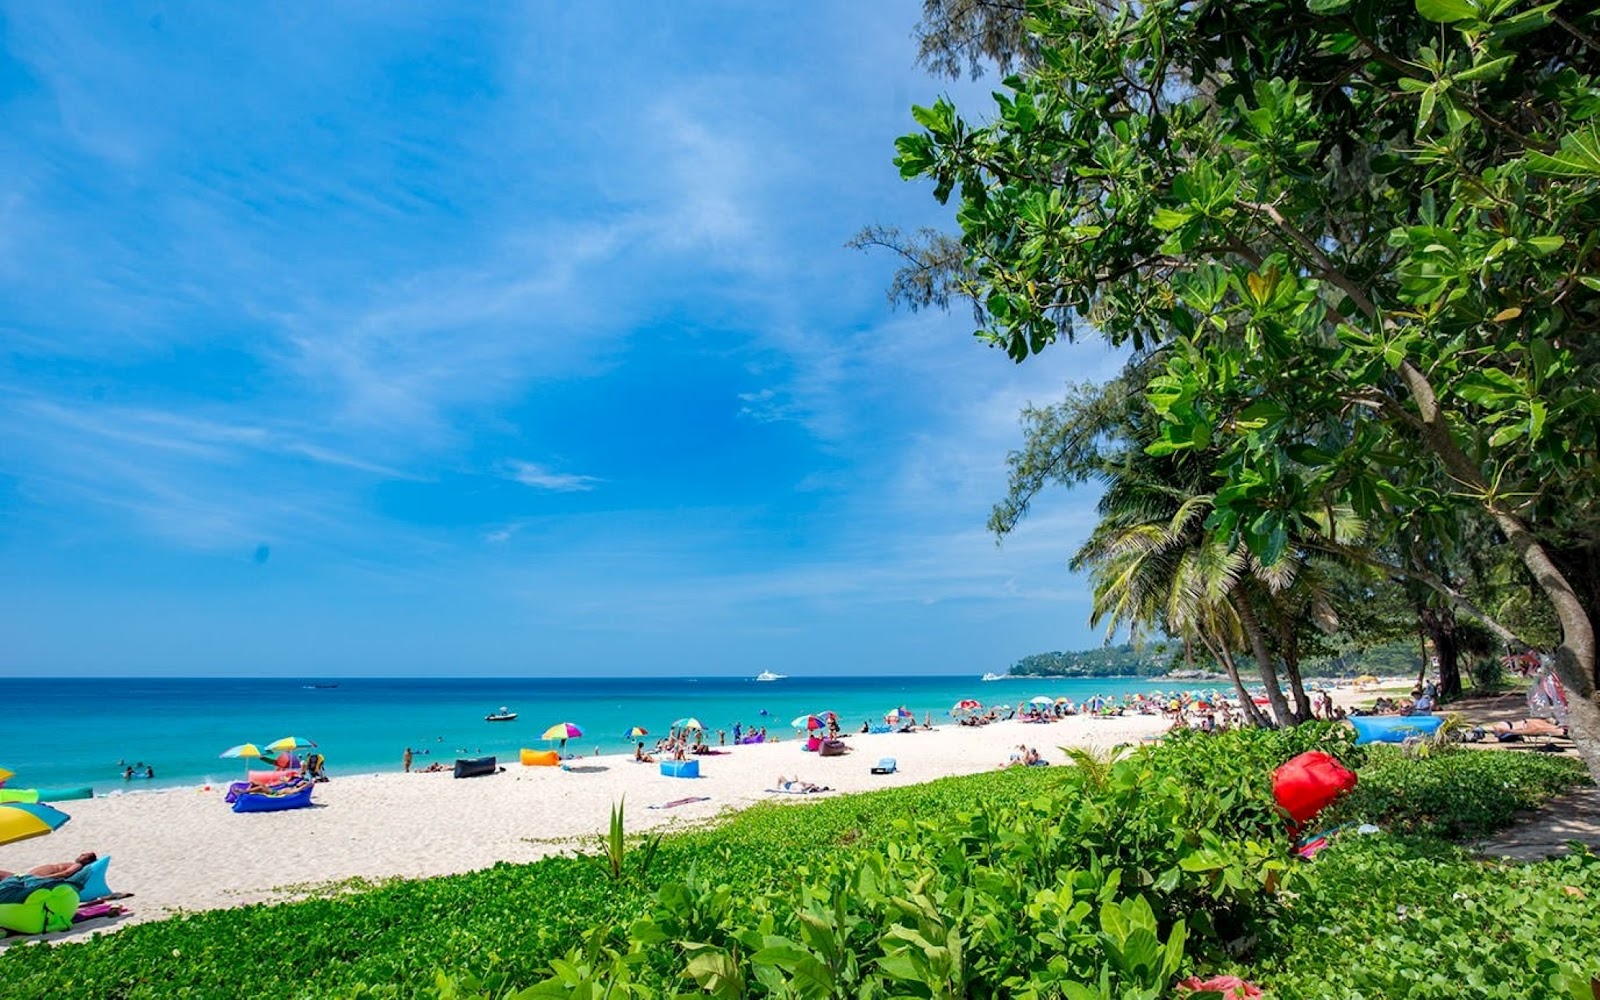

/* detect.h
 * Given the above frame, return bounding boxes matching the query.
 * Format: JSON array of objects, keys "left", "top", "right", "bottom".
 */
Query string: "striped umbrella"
[
  {"left": 885, "top": 707, "right": 913, "bottom": 724},
  {"left": 673, "top": 717, "right": 704, "bottom": 731},
  {"left": 626, "top": 726, "right": 649, "bottom": 738},
  {"left": 0, "top": 801, "right": 70, "bottom": 846},
  {"left": 1030, "top": 696, "right": 1055, "bottom": 706},
  {"left": 0, "top": 766, "right": 12, "bottom": 788},
  {"left": 266, "top": 736, "right": 318, "bottom": 752},
  {"left": 541, "top": 722, "right": 584, "bottom": 740},
  {"left": 791, "top": 714, "right": 824, "bottom": 730}
]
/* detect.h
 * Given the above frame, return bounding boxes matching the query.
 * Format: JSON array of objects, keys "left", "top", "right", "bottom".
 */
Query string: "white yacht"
[
  {"left": 981, "top": 672, "right": 1007, "bottom": 682},
  {"left": 755, "top": 670, "right": 786, "bottom": 682}
]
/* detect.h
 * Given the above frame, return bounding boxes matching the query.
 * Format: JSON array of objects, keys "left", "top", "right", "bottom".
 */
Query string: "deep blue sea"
[{"left": 1, "top": 675, "right": 1187, "bottom": 793}]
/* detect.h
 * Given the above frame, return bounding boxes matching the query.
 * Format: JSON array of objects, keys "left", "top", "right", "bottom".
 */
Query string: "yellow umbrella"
[
  {"left": 0, "top": 801, "right": 70, "bottom": 846},
  {"left": 0, "top": 766, "right": 13, "bottom": 788},
  {"left": 266, "top": 736, "right": 317, "bottom": 752},
  {"left": 220, "top": 743, "right": 265, "bottom": 779}
]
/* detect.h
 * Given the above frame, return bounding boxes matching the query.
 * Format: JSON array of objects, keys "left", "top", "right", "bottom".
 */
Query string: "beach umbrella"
[
  {"left": 219, "top": 742, "right": 265, "bottom": 779},
  {"left": 0, "top": 766, "right": 11, "bottom": 788},
  {"left": 673, "top": 717, "right": 704, "bottom": 731},
  {"left": 953, "top": 698, "right": 982, "bottom": 713},
  {"left": 885, "top": 707, "right": 913, "bottom": 723},
  {"left": 626, "top": 726, "right": 649, "bottom": 738},
  {"left": 791, "top": 714, "right": 824, "bottom": 730},
  {"left": 542, "top": 722, "right": 584, "bottom": 740},
  {"left": 1029, "top": 696, "right": 1054, "bottom": 706},
  {"left": 1054, "top": 697, "right": 1071, "bottom": 704},
  {"left": 0, "top": 801, "right": 70, "bottom": 846},
  {"left": 266, "top": 736, "right": 317, "bottom": 752}
]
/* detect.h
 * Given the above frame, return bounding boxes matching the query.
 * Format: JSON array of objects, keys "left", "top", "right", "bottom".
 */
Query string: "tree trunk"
[
  {"left": 1200, "top": 631, "right": 1268, "bottom": 728},
  {"left": 1418, "top": 606, "right": 1463, "bottom": 700},
  {"left": 1274, "top": 616, "right": 1312, "bottom": 722},
  {"left": 1233, "top": 586, "right": 1294, "bottom": 727},
  {"left": 1397, "top": 361, "right": 1600, "bottom": 782}
]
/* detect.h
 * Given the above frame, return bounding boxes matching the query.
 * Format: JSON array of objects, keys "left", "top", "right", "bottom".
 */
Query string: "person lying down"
[{"left": 772, "top": 775, "right": 831, "bottom": 793}]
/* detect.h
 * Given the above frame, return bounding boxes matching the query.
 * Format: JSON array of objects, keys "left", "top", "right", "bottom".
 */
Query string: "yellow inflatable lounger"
[{"left": 520, "top": 748, "right": 560, "bottom": 766}]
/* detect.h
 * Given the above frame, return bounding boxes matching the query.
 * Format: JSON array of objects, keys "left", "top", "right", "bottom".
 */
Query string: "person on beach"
[
  {"left": 733, "top": 722, "right": 742, "bottom": 743},
  {"left": 635, "top": 742, "right": 655, "bottom": 763},
  {"left": 145, "top": 765, "right": 155, "bottom": 779},
  {"left": 0, "top": 852, "right": 97, "bottom": 881},
  {"left": 403, "top": 747, "right": 413, "bottom": 773},
  {"left": 123, "top": 766, "right": 134, "bottom": 780}
]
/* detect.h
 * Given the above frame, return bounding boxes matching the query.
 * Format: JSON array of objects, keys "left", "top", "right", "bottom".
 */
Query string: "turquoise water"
[{"left": 1, "top": 675, "right": 1187, "bottom": 793}]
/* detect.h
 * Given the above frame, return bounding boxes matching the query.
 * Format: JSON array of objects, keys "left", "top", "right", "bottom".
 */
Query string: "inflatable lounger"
[
  {"left": 660, "top": 759, "right": 700, "bottom": 778},
  {"left": 1350, "top": 714, "right": 1443, "bottom": 744},
  {"left": 0, "top": 884, "right": 79, "bottom": 935},
  {"left": 0, "top": 786, "right": 95, "bottom": 804},
  {"left": 232, "top": 780, "right": 314, "bottom": 813},
  {"left": 871, "top": 758, "right": 897, "bottom": 775},
  {"left": 453, "top": 756, "right": 498, "bottom": 779},
  {"left": 818, "top": 740, "right": 848, "bottom": 757},
  {"left": 520, "top": 748, "right": 561, "bottom": 767}
]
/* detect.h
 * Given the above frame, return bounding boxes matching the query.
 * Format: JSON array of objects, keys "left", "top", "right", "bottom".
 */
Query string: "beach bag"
[{"left": 1272, "top": 751, "right": 1356, "bottom": 827}]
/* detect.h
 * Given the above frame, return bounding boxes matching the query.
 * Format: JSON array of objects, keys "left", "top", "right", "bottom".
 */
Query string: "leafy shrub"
[
  {"left": 1324, "top": 745, "right": 1588, "bottom": 839},
  {"left": 1467, "top": 655, "right": 1506, "bottom": 693},
  {"left": 1247, "top": 838, "right": 1600, "bottom": 1000}
]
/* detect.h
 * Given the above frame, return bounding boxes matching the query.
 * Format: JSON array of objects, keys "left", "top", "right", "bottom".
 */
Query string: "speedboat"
[
  {"left": 485, "top": 707, "right": 518, "bottom": 722},
  {"left": 981, "top": 672, "right": 1006, "bottom": 682},
  {"left": 755, "top": 670, "right": 785, "bottom": 682}
]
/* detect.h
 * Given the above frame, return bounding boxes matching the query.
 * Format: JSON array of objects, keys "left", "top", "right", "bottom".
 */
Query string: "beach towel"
[
  {"left": 648, "top": 795, "right": 711, "bottom": 810},
  {"left": 767, "top": 785, "right": 831, "bottom": 795}
]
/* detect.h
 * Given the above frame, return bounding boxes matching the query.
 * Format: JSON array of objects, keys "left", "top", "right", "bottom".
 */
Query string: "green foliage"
[
  {"left": 1247, "top": 837, "right": 1600, "bottom": 999},
  {"left": 1325, "top": 744, "right": 1587, "bottom": 838},
  {"left": 895, "top": 0, "right": 1600, "bottom": 773},
  {"left": 7, "top": 736, "right": 1593, "bottom": 999},
  {"left": 596, "top": 797, "right": 662, "bottom": 884},
  {"left": 1008, "top": 642, "right": 1177, "bottom": 678}
]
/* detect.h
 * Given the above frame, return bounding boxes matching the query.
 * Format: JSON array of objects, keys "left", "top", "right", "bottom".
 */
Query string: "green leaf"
[
  {"left": 1416, "top": 0, "right": 1477, "bottom": 22},
  {"left": 1454, "top": 54, "right": 1514, "bottom": 83},
  {"left": 1151, "top": 207, "right": 1195, "bottom": 231}
]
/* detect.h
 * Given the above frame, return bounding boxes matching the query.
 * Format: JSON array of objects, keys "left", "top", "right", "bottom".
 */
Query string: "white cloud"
[{"left": 504, "top": 460, "right": 600, "bottom": 493}]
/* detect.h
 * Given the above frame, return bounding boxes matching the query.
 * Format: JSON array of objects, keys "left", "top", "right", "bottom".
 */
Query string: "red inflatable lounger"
[{"left": 1272, "top": 751, "right": 1357, "bottom": 828}]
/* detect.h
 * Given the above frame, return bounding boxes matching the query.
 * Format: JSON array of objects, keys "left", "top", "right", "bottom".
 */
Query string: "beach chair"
[{"left": 871, "top": 757, "right": 897, "bottom": 775}]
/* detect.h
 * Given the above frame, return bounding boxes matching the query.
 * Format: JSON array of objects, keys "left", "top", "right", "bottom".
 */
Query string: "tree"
[{"left": 896, "top": 0, "right": 1600, "bottom": 780}]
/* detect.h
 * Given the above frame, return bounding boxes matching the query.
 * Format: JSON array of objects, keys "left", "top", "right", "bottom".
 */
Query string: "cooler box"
[{"left": 660, "top": 759, "right": 700, "bottom": 778}]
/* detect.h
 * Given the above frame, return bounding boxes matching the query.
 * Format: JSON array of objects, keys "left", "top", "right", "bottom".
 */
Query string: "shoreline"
[{"left": 3, "top": 714, "right": 1166, "bottom": 942}]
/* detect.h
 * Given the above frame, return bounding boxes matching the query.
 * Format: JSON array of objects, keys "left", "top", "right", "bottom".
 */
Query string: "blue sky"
[{"left": 0, "top": 2, "right": 1124, "bottom": 677}]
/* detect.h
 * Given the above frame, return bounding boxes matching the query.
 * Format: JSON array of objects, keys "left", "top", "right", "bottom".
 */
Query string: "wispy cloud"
[{"left": 503, "top": 460, "right": 600, "bottom": 493}]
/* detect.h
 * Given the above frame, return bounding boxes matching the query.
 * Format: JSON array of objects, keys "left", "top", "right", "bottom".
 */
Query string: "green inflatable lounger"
[
  {"left": 0, "top": 882, "right": 81, "bottom": 936},
  {"left": 0, "top": 786, "right": 94, "bottom": 804}
]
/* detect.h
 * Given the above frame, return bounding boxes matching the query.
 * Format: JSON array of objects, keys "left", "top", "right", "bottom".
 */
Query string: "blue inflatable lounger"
[
  {"left": 659, "top": 759, "right": 700, "bottom": 778},
  {"left": 1350, "top": 714, "right": 1444, "bottom": 744},
  {"left": 871, "top": 758, "right": 897, "bottom": 775}
]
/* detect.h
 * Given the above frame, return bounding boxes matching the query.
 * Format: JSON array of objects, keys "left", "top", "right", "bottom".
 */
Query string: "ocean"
[{"left": 1, "top": 674, "right": 1184, "bottom": 793}]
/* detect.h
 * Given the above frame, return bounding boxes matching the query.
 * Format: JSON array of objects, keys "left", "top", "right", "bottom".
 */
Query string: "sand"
[{"left": 3, "top": 714, "right": 1166, "bottom": 941}]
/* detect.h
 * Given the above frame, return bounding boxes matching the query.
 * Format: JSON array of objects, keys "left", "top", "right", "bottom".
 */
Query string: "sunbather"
[
  {"left": 774, "top": 775, "right": 829, "bottom": 793},
  {"left": 0, "top": 852, "right": 96, "bottom": 880}
]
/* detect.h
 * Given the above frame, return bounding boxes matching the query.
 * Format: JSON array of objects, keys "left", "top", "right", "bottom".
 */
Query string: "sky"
[{"left": 0, "top": 2, "right": 1126, "bottom": 677}]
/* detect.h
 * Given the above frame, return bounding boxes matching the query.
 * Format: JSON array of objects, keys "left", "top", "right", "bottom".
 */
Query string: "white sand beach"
[{"left": 5, "top": 714, "right": 1166, "bottom": 941}]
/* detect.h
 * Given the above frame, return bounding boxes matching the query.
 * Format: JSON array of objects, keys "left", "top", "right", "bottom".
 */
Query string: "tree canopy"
[{"left": 894, "top": 0, "right": 1600, "bottom": 778}]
